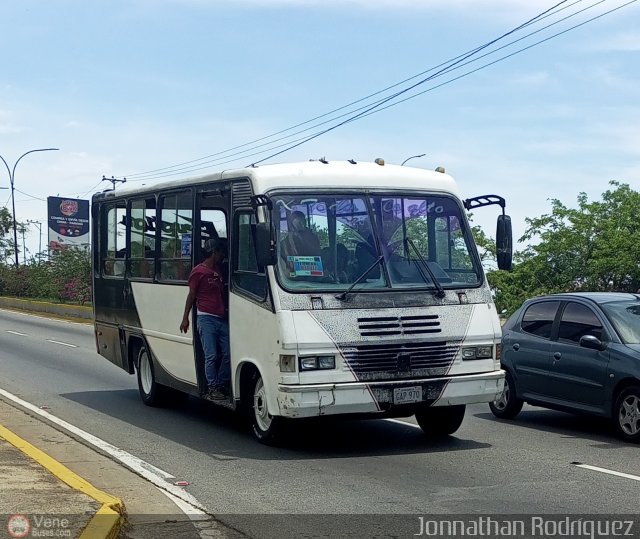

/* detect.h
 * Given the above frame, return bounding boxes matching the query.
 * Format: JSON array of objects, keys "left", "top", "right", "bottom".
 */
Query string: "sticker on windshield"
[{"left": 288, "top": 256, "right": 324, "bottom": 277}]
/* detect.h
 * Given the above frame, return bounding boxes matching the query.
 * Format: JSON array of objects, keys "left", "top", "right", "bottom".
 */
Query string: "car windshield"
[
  {"left": 601, "top": 300, "right": 640, "bottom": 344},
  {"left": 271, "top": 192, "right": 482, "bottom": 292}
]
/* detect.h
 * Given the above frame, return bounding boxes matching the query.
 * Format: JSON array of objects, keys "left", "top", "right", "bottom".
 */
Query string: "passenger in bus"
[
  {"left": 322, "top": 243, "right": 351, "bottom": 283},
  {"left": 283, "top": 210, "right": 322, "bottom": 258},
  {"left": 179, "top": 238, "right": 230, "bottom": 401}
]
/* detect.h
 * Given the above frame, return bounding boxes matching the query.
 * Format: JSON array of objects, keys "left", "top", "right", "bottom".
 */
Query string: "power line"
[
  {"left": 122, "top": 0, "right": 575, "bottom": 181},
  {"left": 14, "top": 188, "right": 45, "bottom": 202},
  {"left": 327, "top": 0, "right": 631, "bottom": 128},
  {"left": 120, "top": 0, "right": 577, "bottom": 181},
  {"left": 250, "top": 0, "right": 636, "bottom": 166},
  {"left": 117, "top": 0, "right": 634, "bottom": 180},
  {"left": 78, "top": 179, "right": 106, "bottom": 199}
]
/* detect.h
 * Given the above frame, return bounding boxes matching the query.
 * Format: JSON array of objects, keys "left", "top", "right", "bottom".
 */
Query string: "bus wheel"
[
  {"left": 249, "top": 373, "right": 283, "bottom": 445},
  {"left": 415, "top": 405, "right": 465, "bottom": 437},
  {"left": 136, "top": 345, "right": 166, "bottom": 407}
]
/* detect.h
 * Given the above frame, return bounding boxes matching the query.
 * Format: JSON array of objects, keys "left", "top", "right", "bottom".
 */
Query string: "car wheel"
[
  {"left": 249, "top": 373, "right": 284, "bottom": 445},
  {"left": 415, "top": 405, "right": 465, "bottom": 436},
  {"left": 489, "top": 371, "right": 523, "bottom": 419},
  {"left": 136, "top": 345, "right": 167, "bottom": 407},
  {"left": 613, "top": 385, "right": 640, "bottom": 443}
]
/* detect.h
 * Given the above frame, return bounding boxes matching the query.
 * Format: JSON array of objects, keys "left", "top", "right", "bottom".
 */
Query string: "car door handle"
[
  {"left": 512, "top": 343, "right": 520, "bottom": 351},
  {"left": 553, "top": 352, "right": 562, "bottom": 361}
]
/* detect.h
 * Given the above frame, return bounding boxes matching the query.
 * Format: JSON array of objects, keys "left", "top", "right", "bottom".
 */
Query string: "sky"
[{"left": 0, "top": 0, "right": 638, "bottom": 261}]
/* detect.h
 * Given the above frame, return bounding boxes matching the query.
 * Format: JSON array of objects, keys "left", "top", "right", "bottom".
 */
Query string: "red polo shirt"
[{"left": 188, "top": 263, "right": 226, "bottom": 318}]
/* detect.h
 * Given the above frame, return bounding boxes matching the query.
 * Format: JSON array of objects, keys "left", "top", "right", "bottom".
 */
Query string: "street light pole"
[
  {"left": 400, "top": 153, "right": 426, "bottom": 166},
  {"left": 0, "top": 148, "right": 59, "bottom": 265}
]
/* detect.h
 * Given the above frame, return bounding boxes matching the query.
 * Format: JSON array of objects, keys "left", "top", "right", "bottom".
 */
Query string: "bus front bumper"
[{"left": 276, "top": 370, "right": 505, "bottom": 418}]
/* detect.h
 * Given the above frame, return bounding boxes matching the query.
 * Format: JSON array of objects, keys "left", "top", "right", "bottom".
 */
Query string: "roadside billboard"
[{"left": 47, "top": 197, "right": 90, "bottom": 251}]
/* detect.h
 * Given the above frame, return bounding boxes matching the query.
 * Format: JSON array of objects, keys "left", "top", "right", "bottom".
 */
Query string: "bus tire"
[
  {"left": 136, "top": 345, "right": 167, "bottom": 407},
  {"left": 249, "top": 372, "right": 283, "bottom": 445},
  {"left": 415, "top": 405, "right": 465, "bottom": 437}
]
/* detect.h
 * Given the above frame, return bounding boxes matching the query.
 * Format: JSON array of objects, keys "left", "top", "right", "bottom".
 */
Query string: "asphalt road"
[{"left": 1, "top": 308, "right": 638, "bottom": 538}]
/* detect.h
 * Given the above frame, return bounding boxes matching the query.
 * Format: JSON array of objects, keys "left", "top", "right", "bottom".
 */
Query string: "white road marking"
[
  {"left": 163, "top": 490, "right": 208, "bottom": 518},
  {"left": 385, "top": 418, "right": 420, "bottom": 429},
  {"left": 6, "top": 330, "right": 28, "bottom": 336},
  {"left": 46, "top": 339, "right": 78, "bottom": 348},
  {"left": 575, "top": 463, "right": 640, "bottom": 482},
  {"left": 0, "top": 387, "right": 207, "bottom": 515}
]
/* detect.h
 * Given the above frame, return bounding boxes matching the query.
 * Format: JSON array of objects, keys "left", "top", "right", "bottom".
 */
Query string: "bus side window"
[
  {"left": 101, "top": 204, "right": 126, "bottom": 277},
  {"left": 159, "top": 191, "right": 193, "bottom": 281},
  {"left": 233, "top": 212, "right": 267, "bottom": 299},
  {"left": 130, "top": 197, "right": 156, "bottom": 279}
]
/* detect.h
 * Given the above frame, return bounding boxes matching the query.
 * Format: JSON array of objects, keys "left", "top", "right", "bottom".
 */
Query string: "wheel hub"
[
  {"left": 254, "top": 379, "right": 272, "bottom": 431},
  {"left": 619, "top": 395, "right": 640, "bottom": 436}
]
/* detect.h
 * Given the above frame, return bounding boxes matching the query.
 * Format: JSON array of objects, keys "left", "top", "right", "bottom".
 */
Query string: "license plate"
[{"left": 393, "top": 386, "right": 422, "bottom": 404}]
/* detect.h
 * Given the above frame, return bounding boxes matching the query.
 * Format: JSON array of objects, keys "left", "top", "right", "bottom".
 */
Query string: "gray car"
[{"left": 490, "top": 292, "right": 640, "bottom": 443}]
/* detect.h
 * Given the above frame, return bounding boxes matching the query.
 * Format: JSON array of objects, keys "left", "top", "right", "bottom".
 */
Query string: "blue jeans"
[{"left": 197, "top": 315, "right": 230, "bottom": 390}]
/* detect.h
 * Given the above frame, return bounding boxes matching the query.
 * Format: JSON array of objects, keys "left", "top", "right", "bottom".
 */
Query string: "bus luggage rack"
[
  {"left": 357, "top": 315, "right": 441, "bottom": 337},
  {"left": 341, "top": 341, "right": 460, "bottom": 374}
]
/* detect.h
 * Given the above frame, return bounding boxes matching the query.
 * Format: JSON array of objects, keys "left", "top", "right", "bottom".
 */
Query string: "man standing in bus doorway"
[{"left": 180, "top": 238, "right": 230, "bottom": 401}]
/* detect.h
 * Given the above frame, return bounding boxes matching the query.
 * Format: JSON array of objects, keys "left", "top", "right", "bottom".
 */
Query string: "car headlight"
[{"left": 299, "top": 355, "right": 336, "bottom": 371}]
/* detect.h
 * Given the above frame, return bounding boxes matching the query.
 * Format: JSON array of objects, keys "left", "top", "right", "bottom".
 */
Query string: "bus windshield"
[{"left": 271, "top": 192, "right": 482, "bottom": 292}]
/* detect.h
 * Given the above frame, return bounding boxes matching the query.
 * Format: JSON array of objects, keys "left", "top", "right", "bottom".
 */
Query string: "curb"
[{"left": 0, "top": 423, "right": 126, "bottom": 539}]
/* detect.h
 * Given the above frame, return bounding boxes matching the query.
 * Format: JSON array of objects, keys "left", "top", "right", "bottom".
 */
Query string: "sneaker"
[{"left": 207, "top": 388, "right": 226, "bottom": 401}]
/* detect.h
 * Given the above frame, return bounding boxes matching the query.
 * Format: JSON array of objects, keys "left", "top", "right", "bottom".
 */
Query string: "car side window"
[
  {"left": 521, "top": 301, "right": 560, "bottom": 339},
  {"left": 558, "top": 302, "right": 604, "bottom": 344}
]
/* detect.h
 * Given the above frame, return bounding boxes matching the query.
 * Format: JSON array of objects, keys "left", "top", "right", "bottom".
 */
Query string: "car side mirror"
[
  {"left": 254, "top": 222, "right": 276, "bottom": 267},
  {"left": 496, "top": 214, "right": 513, "bottom": 271},
  {"left": 579, "top": 335, "right": 606, "bottom": 351}
]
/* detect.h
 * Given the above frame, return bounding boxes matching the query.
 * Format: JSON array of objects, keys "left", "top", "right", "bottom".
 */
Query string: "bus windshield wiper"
[
  {"left": 404, "top": 238, "right": 446, "bottom": 299},
  {"left": 335, "top": 254, "right": 385, "bottom": 301}
]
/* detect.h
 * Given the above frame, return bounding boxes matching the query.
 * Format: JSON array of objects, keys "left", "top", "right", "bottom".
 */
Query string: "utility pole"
[
  {"left": 102, "top": 176, "right": 127, "bottom": 190},
  {"left": 18, "top": 223, "right": 27, "bottom": 263},
  {"left": 27, "top": 219, "right": 43, "bottom": 260}
]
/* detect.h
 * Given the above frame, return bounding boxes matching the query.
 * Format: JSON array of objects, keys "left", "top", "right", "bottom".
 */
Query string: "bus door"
[{"left": 192, "top": 185, "right": 231, "bottom": 393}]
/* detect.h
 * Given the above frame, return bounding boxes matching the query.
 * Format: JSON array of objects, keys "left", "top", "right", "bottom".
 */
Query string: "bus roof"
[{"left": 93, "top": 160, "right": 461, "bottom": 201}]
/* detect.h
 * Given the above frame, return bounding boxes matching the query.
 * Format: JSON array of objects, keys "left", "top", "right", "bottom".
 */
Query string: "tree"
[
  {"left": 0, "top": 207, "right": 14, "bottom": 264},
  {"left": 484, "top": 181, "right": 640, "bottom": 315}
]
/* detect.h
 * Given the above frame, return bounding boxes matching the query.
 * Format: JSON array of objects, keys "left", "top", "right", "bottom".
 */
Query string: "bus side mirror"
[
  {"left": 496, "top": 214, "right": 513, "bottom": 271},
  {"left": 255, "top": 222, "right": 276, "bottom": 267}
]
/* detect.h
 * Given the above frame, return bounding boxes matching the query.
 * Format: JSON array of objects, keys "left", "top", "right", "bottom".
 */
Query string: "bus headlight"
[
  {"left": 462, "top": 346, "right": 493, "bottom": 360},
  {"left": 299, "top": 355, "right": 336, "bottom": 371}
]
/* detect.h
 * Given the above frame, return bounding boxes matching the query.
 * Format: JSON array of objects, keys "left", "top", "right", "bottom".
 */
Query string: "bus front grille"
[
  {"left": 357, "top": 314, "right": 441, "bottom": 337},
  {"left": 340, "top": 341, "right": 460, "bottom": 379}
]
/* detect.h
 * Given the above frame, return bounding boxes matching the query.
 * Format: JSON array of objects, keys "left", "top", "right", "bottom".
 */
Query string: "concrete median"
[{"left": 0, "top": 297, "right": 92, "bottom": 322}]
